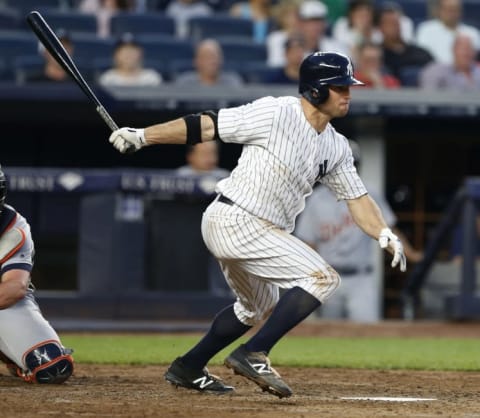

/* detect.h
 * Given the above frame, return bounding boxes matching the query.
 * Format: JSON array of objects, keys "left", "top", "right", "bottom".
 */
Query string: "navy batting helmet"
[
  {"left": 0, "top": 166, "right": 6, "bottom": 214},
  {"left": 299, "top": 51, "right": 363, "bottom": 105}
]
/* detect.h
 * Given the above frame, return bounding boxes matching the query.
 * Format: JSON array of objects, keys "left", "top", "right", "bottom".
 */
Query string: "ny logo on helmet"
[{"left": 346, "top": 61, "right": 353, "bottom": 77}]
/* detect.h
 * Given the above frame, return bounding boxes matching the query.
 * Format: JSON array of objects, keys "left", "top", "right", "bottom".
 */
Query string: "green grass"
[{"left": 60, "top": 334, "right": 480, "bottom": 371}]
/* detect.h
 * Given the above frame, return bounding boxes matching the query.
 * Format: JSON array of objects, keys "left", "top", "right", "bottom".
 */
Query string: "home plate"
[{"left": 341, "top": 397, "right": 438, "bottom": 402}]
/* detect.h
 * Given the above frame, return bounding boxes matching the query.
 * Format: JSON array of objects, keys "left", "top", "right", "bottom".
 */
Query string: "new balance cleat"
[
  {"left": 164, "top": 357, "right": 234, "bottom": 394},
  {"left": 224, "top": 345, "right": 293, "bottom": 398}
]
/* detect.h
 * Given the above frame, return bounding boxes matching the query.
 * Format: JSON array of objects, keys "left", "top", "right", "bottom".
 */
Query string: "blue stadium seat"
[
  {"left": 188, "top": 15, "right": 254, "bottom": 41},
  {"left": 0, "top": 32, "right": 38, "bottom": 63},
  {"left": 0, "top": 7, "right": 20, "bottom": 30},
  {"left": 240, "top": 63, "right": 283, "bottom": 83},
  {"left": 463, "top": 0, "right": 480, "bottom": 28},
  {"left": 136, "top": 35, "right": 194, "bottom": 76},
  {"left": 5, "top": 0, "right": 71, "bottom": 13},
  {"left": 70, "top": 33, "right": 115, "bottom": 66},
  {"left": 218, "top": 38, "right": 266, "bottom": 67},
  {"left": 36, "top": 10, "right": 97, "bottom": 34},
  {"left": 110, "top": 12, "right": 175, "bottom": 37},
  {"left": 13, "top": 54, "right": 44, "bottom": 84}
]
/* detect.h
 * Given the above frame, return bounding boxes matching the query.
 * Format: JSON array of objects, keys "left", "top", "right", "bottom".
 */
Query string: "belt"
[
  {"left": 335, "top": 266, "right": 373, "bottom": 276},
  {"left": 218, "top": 194, "right": 234, "bottom": 206}
]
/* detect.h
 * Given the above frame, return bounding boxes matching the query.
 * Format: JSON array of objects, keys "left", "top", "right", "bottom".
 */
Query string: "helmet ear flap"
[{"left": 302, "top": 86, "right": 329, "bottom": 105}]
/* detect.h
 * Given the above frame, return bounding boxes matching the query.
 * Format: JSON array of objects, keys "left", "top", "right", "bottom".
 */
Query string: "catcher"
[{"left": 0, "top": 166, "right": 73, "bottom": 383}]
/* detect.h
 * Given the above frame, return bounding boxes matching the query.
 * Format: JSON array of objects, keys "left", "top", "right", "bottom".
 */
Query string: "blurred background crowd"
[{"left": 1, "top": 0, "right": 480, "bottom": 90}]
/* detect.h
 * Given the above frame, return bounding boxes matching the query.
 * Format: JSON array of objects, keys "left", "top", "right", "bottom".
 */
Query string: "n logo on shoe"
[
  {"left": 252, "top": 363, "right": 271, "bottom": 374},
  {"left": 193, "top": 376, "right": 214, "bottom": 389}
]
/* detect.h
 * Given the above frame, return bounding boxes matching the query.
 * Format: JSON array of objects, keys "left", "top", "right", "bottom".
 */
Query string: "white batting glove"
[
  {"left": 378, "top": 228, "right": 407, "bottom": 272},
  {"left": 108, "top": 127, "right": 146, "bottom": 153}
]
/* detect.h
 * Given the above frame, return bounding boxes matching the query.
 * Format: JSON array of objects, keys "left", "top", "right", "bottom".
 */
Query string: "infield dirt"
[{"left": 1, "top": 320, "right": 479, "bottom": 418}]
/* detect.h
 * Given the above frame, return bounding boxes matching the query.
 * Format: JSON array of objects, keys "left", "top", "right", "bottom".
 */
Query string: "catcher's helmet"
[
  {"left": 0, "top": 166, "right": 6, "bottom": 214},
  {"left": 299, "top": 51, "right": 363, "bottom": 105}
]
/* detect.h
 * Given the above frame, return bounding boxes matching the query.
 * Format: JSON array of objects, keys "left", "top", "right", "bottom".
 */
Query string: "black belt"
[
  {"left": 335, "top": 266, "right": 373, "bottom": 276},
  {"left": 218, "top": 194, "right": 234, "bottom": 206}
]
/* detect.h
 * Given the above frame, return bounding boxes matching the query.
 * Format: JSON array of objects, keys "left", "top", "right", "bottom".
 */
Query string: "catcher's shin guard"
[{"left": 23, "top": 340, "right": 74, "bottom": 384}]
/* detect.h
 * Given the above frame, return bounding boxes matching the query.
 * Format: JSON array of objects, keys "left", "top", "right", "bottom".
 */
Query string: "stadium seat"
[
  {"left": 0, "top": 7, "right": 20, "bottom": 30},
  {"left": 218, "top": 38, "right": 266, "bottom": 67},
  {"left": 463, "top": 0, "right": 480, "bottom": 28},
  {"left": 136, "top": 35, "right": 194, "bottom": 76},
  {"left": 5, "top": 0, "right": 71, "bottom": 14},
  {"left": 13, "top": 54, "right": 44, "bottom": 84},
  {"left": 110, "top": 13, "right": 175, "bottom": 37},
  {"left": 35, "top": 10, "right": 97, "bottom": 34},
  {"left": 240, "top": 63, "right": 283, "bottom": 83},
  {"left": 188, "top": 15, "right": 254, "bottom": 41},
  {"left": 70, "top": 33, "right": 115, "bottom": 66},
  {"left": 0, "top": 32, "right": 38, "bottom": 65}
]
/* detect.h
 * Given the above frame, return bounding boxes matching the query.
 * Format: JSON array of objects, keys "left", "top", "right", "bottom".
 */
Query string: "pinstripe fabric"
[
  {"left": 202, "top": 199, "right": 340, "bottom": 325},
  {"left": 217, "top": 96, "right": 367, "bottom": 233}
]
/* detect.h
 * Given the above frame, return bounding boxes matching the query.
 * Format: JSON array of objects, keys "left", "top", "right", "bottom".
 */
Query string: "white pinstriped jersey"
[{"left": 216, "top": 96, "right": 367, "bottom": 232}]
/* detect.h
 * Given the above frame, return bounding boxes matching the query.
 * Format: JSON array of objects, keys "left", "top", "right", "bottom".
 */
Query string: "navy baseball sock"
[
  {"left": 244, "top": 286, "right": 321, "bottom": 354},
  {"left": 181, "top": 304, "right": 251, "bottom": 370}
]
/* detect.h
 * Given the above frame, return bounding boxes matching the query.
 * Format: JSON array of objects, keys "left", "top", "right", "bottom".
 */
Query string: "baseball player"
[
  {"left": 0, "top": 167, "right": 73, "bottom": 384},
  {"left": 108, "top": 51, "right": 406, "bottom": 398},
  {"left": 295, "top": 141, "right": 421, "bottom": 322}
]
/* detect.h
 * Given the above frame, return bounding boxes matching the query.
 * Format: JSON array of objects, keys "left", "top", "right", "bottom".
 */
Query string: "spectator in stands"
[
  {"left": 263, "top": 35, "right": 307, "bottom": 84},
  {"left": 79, "top": 0, "right": 135, "bottom": 38},
  {"left": 353, "top": 42, "right": 401, "bottom": 88},
  {"left": 297, "top": 0, "right": 348, "bottom": 56},
  {"left": 332, "top": 0, "right": 382, "bottom": 55},
  {"left": 377, "top": 2, "right": 433, "bottom": 84},
  {"left": 415, "top": 0, "right": 480, "bottom": 65},
  {"left": 229, "top": 0, "right": 272, "bottom": 43},
  {"left": 27, "top": 30, "right": 75, "bottom": 83},
  {"left": 266, "top": 0, "right": 302, "bottom": 67},
  {"left": 174, "top": 38, "right": 243, "bottom": 87},
  {"left": 98, "top": 35, "right": 162, "bottom": 87},
  {"left": 166, "top": 0, "right": 213, "bottom": 38},
  {"left": 176, "top": 142, "right": 232, "bottom": 297},
  {"left": 177, "top": 142, "right": 229, "bottom": 177},
  {"left": 419, "top": 33, "right": 480, "bottom": 91}
]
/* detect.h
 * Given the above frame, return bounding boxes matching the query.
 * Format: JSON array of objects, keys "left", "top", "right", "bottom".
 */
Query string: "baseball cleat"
[
  {"left": 164, "top": 357, "right": 234, "bottom": 394},
  {"left": 224, "top": 345, "right": 293, "bottom": 398}
]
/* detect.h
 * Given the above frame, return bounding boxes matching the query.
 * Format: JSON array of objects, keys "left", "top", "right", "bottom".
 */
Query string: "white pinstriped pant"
[{"left": 201, "top": 198, "right": 341, "bottom": 326}]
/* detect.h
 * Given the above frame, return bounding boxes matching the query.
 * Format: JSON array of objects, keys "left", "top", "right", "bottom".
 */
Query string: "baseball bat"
[{"left": 26, "top": 10, "right": 120, "bottom": 133}]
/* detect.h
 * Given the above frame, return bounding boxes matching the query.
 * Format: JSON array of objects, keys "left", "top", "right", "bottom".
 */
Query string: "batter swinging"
[{"left": 108, "top": 51, "right": 406, "bottom": 398}]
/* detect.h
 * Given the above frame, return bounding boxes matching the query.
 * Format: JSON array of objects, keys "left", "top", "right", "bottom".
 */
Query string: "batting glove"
[
  {"left": 378, "top": 228, "right": 407, "bottom": 272},
  {"left": 109, "top": 127, "right": 146, "bottom": 153}
]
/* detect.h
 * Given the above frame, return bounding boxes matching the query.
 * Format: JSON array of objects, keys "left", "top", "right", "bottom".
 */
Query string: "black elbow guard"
[
  {"left": 182, "top": 110, "right": 220, "bottom": 145},
  {"left": 201, "top": 110, "right": 220, "bottom": 140}
]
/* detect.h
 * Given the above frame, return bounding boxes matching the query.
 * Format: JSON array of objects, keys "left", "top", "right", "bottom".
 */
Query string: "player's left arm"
[
  {"left": 108, "top": 114, "right": 217, "bottom": 153},
  {"left": 0, "top": 269, "right": 29, "bottom": 309},
  {"left": 347, "top": 194, "right": 407, "bottom": 272}
]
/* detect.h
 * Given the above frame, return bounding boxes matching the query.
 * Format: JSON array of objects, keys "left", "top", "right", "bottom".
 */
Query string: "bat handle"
[
  {"left": 96, "top": 105, "right": 118, "bottom": 131},
  {"left": 96, "top": 105, "right": 136, "bottom": 154}
]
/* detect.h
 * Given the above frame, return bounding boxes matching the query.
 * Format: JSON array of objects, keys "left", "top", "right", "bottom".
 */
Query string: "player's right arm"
[{"left": 109, "top": 115, "right": 217, "bottom": 153}]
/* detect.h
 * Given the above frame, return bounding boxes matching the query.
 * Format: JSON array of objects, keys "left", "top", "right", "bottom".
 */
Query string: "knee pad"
[{"left": 23, "top": 341, "right": 74, "bottom": 384}]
